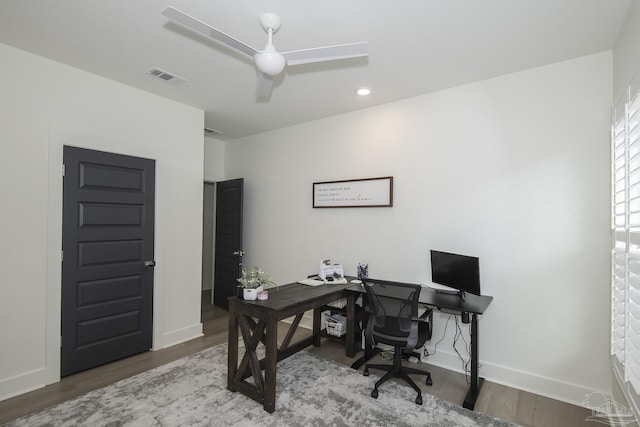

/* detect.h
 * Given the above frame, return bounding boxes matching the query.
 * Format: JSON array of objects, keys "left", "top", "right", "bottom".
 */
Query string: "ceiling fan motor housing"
[
  {"left": 255, "top": 49, "right": 286, "bottom": 76},
  {"left": 255, "top": 13, "right": 285, "bottom": 76}
]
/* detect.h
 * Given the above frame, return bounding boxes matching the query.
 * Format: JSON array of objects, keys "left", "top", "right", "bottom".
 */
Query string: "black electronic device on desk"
[{"left": 429, "top": 250, "right": 481, "bottom": 322}]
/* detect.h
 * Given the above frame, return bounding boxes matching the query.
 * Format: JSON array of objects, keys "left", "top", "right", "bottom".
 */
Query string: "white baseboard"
[
  {"left": 1, "top": 317, "right": 602, "bottom": 410},
  {"left": 420, "top": 344, "right": 604, "bottom": 409},
  {"left": 293, "top": 311, "right": 604, "bottom": 409},
  {"left": 154, "top": 323, "right": 203, "bottom": 350},
  {"left": 0, "top": 323, "right": 204, "bottom": 403},
  {"left": 146, "top": 309, "right": 611, "bottom": 411},
  {"left": 0, "top": 367, "right": 48, "bottom": 401}
]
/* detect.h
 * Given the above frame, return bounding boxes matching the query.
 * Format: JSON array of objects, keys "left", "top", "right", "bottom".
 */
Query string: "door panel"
[
  {"left": 61, "top": 146, "right": 155, "bottom": 376},
  {"left": 214, "top": 178, "right": 244, "bottom": 309}
]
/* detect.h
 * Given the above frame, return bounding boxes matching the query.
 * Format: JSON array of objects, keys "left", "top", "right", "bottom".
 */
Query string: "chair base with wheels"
[{"left": 363, "top": 348, "right": 432, "bottom": 405}]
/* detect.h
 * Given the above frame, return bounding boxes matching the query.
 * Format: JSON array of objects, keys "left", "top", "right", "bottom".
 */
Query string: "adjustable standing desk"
[
  {"left": 348, "top": 282, "right": 493, "bottom": 410},
  {"left": 227, "top": 281, "right": 358, "bottom": 413}
]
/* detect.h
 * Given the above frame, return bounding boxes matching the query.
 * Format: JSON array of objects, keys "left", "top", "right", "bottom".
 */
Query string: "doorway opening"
[{"left": 202, "top": 181, "right": 216, "bottom": 324}]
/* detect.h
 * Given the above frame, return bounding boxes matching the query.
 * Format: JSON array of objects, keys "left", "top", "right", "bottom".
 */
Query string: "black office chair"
[{"left": 362, "top": 279, "right": 433, "bottom": 405}]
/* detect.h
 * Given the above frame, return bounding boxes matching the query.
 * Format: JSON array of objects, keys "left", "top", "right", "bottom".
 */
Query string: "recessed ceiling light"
[{"left": 356, "top": 88, "right": 371, "bottom": 96}]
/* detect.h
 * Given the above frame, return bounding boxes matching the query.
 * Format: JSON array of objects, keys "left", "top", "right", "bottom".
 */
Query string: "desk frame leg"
[
  {"left": 463, "top": 313, "right": 484, "bottom": 410},
  {"left": 263, "top": 316, "right": 278, "bottom": 413},
  {"left": 227, "top": 300, "right": 238, "bottom": 392},
  {"left": 312, "top": 308, "right": 322, "bottom": 347},
  {"left": 345, "top": 294, "right": 356, "bottom": 358}
]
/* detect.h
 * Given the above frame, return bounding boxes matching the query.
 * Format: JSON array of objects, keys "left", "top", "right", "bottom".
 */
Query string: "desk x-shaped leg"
[
  {"left": 236, "top": 315, "right": 267, "bottom": 393},
  {"left": 228, "top": 304, "right": 313, "bottom": 413}
]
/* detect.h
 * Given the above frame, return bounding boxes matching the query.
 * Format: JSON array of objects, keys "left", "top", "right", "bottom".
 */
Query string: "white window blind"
[{"left": 612, "top": 86, "right": 640, "bottom": 418}]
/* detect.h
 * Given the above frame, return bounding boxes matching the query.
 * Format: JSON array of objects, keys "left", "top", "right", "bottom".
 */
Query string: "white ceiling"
[{"left": 0, "top": 0, "right": 632, "bottom": 140}]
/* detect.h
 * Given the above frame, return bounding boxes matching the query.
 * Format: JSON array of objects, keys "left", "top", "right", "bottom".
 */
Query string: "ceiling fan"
[{"left": 161, "top": 6, "right": 368, "bottom": 97}]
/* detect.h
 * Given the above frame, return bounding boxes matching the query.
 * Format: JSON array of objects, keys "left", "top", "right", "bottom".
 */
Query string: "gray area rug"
[{"left": 7, "top": 344, "right": 517, "bottom": 426}]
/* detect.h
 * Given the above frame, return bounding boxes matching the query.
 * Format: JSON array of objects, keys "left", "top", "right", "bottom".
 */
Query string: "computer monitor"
[{"left": 430, "top": 250, "right": 481, "bottom": 298}]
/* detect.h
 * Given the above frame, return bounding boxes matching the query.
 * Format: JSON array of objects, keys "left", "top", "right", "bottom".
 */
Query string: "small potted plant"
[{"left": 237, "top": 266, "right": 276, "bottom": 300}]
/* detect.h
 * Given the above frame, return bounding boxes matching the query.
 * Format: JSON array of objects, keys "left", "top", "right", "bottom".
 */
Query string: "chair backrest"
[{"left": 363, "top": 279, "right": 422, "bottom": 350}]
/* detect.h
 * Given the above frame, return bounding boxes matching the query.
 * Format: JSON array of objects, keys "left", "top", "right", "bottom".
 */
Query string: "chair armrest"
[{"left": 414, "top": 308, "right": 433, "bottom": 340}]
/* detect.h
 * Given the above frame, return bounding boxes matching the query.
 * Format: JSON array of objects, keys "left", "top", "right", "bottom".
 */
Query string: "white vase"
[{"left": 243, "top": 285, "right": 264, "bottom": 301}]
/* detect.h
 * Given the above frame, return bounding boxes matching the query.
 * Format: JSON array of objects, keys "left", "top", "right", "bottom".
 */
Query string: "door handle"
[
  {"left": 233, "top": 250, "right": 245, "bottom": 257},
  {"left": 144, "top": 260, "right": 156, "bottom": 268}
]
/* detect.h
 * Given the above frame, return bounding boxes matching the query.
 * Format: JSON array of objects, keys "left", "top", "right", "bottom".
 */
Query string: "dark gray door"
[
  {"left": 61, "top": 146, "right": 155, "bottom": 376},
  {"left": 214, "top": 178, "right": 244, "bottom": 309}
]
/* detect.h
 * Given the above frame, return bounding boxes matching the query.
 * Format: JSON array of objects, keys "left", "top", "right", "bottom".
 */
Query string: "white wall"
[
  {"left": 204, "top": 136, "right": 226, "bottom": 182},
  {"left": 224, "top": 52, "right": 613, "bottom": 406},
  {"left": 0, "top": 43, "right": 205, "bottom": 400}
]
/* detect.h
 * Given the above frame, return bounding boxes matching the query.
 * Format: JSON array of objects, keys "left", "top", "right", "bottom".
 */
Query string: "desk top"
[
  {"left": 347, "top": 281, "right": 493, "bottom": 315},
  {"left": 229, "top": 281, "right": 353, "bottom": 318}
]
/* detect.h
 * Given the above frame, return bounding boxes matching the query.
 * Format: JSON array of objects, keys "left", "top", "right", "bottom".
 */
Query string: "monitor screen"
[{"left": 430, "top": 250, "right": 481, "bottom": 296}]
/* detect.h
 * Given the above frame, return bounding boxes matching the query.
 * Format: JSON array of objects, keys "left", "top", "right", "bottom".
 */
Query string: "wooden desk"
[
  {"left": 227, "top": 281, "right": 358, "bottom": 413},
  {"left": 348, "top": 282, "right": 493, "bottom": 411}
]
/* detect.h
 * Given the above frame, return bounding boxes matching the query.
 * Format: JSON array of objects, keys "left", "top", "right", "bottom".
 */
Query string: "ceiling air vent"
[
  {"left": 146, "top": 67, "right": 187, "bottom": 86},
  {"left": 204, "top": 127, "right": 223, "bottom": 136}
]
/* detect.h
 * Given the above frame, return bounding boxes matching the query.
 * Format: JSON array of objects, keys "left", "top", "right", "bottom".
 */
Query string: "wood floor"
[{"left": 0, "top": 293, "right": 594, "bottom": 426}]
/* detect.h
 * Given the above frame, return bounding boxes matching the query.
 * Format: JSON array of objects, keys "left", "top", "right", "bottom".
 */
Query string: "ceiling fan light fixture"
[
  {"left": 356, "top": 87, "right": 371, "bottom": 96},
  {"left": 255, "top": 51, "right": 286, "bottom": 76}
]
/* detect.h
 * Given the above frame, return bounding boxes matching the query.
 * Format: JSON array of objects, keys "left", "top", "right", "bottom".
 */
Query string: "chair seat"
[{"left": 375, "top": 321, "right": 431, "bottom": 351}]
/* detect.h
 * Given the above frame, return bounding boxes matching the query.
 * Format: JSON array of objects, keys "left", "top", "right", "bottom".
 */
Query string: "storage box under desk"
[{"left": 323, "top": 313, "right": 347, "bottom": 337}]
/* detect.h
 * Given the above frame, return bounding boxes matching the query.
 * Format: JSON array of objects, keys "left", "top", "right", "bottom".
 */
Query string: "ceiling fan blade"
[
  {"left": 282, "top": 42, "right": 368, "bottom": 66},
  {"left": 255, "top": 73, "right": 274, "bottom": 97},
  {"left": 162, "top": 6, "right": 258, "bottom": 57}
]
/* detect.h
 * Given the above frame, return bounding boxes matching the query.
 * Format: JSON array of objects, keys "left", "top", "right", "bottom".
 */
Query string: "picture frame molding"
[{"left": 312, "top": 176, "right": 393, "bottom": 208}]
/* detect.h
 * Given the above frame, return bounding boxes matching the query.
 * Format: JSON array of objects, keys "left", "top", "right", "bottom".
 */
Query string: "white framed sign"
[{"left": 312, "top": 176, "right": 393, "bottom": 208}]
